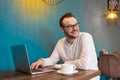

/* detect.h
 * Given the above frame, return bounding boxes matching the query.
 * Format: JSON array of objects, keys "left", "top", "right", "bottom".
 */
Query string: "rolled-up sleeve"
[{"left": 43, "top": 42, "right": 61, "bottom": 66}]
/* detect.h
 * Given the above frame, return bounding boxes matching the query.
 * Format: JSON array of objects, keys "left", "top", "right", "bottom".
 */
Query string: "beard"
[{"left": 64, "top": 30, "right": 79, "bottom": 39}]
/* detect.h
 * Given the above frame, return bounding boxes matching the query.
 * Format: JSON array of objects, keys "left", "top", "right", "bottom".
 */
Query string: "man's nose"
[{"left": 73, "top": 25, "right": 79, "bottom": 30}]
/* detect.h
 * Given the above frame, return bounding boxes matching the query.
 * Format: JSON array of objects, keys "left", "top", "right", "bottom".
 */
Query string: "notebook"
[{"left": 11, "top": 44, "right": 55, "bottom": 74}]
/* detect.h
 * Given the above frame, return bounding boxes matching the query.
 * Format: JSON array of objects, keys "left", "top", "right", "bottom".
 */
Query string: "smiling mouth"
[{"left": 71, "top": 30, "right": 78, "bottom": 34}]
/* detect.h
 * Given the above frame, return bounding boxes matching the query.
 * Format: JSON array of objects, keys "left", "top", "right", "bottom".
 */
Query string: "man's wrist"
[{"left": 38, "top": 58, "right": 45, "bottom": 62}]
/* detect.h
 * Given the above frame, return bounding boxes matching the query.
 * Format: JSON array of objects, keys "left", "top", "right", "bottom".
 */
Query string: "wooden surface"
[{"left": 0, "top": 69, "right": 100, "bottom": 80}]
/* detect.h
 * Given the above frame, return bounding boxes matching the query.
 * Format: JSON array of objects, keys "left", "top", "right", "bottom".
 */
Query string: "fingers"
[
  {"left": 30, "top": 62, "right": 38, "bottom": 70},
  {"left": 30, "top": 60, "right": 44, "bottom": 70},
  {"left": 35, "top": 61, "right": 42, "bottom": 69},
  {"left": 36, "top": 60, "right": 44, "bottom": 68}
]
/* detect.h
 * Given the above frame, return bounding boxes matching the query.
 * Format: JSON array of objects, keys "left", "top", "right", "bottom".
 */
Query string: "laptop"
[{"left": 11, "top": 44, "right": 55, "bottom": 74}]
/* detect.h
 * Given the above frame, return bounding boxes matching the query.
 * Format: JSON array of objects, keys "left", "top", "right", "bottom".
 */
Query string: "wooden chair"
[{"left": 98, "top": 49, "right": 120, "bottom": 80}]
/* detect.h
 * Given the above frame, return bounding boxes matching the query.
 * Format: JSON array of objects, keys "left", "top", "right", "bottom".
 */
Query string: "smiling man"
[{"left": 30, "top": 12, "right": 99, "bottom": 80}]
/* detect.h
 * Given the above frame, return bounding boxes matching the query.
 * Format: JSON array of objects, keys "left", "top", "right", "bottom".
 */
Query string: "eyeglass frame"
[{"left": 62, "top": 22, "right": 80, "bottom": 30}]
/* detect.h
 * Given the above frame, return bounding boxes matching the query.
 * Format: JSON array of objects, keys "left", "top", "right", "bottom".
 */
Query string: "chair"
[{"left": 98, "top": 49, "right": 120, "bottom": 80}]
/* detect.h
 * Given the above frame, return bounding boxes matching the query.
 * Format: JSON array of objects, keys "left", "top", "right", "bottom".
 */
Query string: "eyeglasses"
[{"left": 62, "top": 23, "right": 79, "bottom": 30}]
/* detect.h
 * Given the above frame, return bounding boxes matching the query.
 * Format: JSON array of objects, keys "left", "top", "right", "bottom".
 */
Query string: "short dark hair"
[{"left": 59, "top": 12, "right": 75, "bottom": 28}]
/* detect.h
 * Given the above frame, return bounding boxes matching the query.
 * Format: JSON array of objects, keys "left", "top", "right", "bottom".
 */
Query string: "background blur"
[{"left": 0, "top": 1, "right": 120, "bottom": 79}]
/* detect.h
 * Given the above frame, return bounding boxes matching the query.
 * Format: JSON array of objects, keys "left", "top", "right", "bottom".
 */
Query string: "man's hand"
[{"left": 30, "top": 59, "right": 45, "bottom": 70}]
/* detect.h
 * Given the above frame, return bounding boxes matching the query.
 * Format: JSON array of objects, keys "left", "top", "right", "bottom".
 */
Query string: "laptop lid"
[
  {"left": 11, "top": 44, "right": 32, "bottom": 74},
  {"left": 11, "top": 44, "right": 55, "bottom": 75}
]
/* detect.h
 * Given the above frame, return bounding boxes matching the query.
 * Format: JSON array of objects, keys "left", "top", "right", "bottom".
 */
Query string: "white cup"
[
  {"left": 61, "top": 64, "right": 76, "bottom": 73},
  {"left": 54, "top": 64, "right": 62, "bottom": 69}
]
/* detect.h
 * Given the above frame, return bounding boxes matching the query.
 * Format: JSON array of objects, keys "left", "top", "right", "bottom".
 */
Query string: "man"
[{"left": 30, "top": 13, "right": 99, "bottom": 79}]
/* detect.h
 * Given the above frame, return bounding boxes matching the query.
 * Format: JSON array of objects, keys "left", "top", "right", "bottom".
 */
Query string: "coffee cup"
[
  {"left": 54, "top": 64, "right": 62, "bottom": 69},
  {"left": 61, "top": 64, "right": 76, "bottom": 73}
]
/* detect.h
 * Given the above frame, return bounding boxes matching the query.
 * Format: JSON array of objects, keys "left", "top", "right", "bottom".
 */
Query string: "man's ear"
[{"left": 60, "top": 27, "right": 64, "bottom": 32}]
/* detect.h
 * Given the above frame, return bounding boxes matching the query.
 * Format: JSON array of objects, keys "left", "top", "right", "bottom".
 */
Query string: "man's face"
[{"left": 61, "top": 17, "right": 79, "bottom": 39}]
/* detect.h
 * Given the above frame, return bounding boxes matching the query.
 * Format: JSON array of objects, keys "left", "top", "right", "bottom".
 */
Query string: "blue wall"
[{"left": 0, "top": 0, "right": 85, "bottom": 71}]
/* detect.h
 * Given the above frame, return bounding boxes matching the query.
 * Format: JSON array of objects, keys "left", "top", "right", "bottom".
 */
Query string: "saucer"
[{"left": 57, "top": 70, "right": 78, "bottom": 75}]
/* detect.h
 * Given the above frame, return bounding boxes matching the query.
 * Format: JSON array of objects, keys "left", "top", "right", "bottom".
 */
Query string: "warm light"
[
  {"left": 13, "top": 0, "right": 52, "bottom": 20},
  {"left": 104, "top": 10, "right": 119, "bottom": 21},
  {"left": 107, "top": 12, "right": 118, "bottom": 20}
]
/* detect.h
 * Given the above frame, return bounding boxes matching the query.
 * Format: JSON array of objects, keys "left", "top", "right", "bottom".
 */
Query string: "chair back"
[{"left": 98, "top": 49, "right": 120, "bottom": 78}]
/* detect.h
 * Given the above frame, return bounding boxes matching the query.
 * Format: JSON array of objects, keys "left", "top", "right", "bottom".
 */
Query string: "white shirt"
[{"left": 44, "top": 32, "right": 98, "bottom": 70}]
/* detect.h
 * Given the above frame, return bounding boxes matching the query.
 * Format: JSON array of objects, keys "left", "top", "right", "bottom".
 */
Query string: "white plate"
[{"left": 57, "top": 70, "right": 78, "bottom": 75}]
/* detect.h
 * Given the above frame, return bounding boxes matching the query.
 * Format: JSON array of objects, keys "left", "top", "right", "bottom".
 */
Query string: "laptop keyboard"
[
  {"left": 32, "top": 69, "right": 43, "bottom": 72},
  {"left": 31, "top": 67, "right": 55, "bottom": 73}
]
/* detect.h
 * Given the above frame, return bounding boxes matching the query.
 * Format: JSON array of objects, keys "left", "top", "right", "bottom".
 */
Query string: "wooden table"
[{"left": 0, "top": 69, "right": 100, "bottom": 80}]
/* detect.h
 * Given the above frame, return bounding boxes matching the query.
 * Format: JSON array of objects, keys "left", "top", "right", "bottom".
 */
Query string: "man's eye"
[{"left": 67, "top": 26, "right": 72, "bottom": 28}]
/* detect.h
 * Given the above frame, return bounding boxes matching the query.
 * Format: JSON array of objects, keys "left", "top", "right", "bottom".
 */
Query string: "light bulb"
[{"left": 107, "top": 12, "right": 118, "bottom": 20}]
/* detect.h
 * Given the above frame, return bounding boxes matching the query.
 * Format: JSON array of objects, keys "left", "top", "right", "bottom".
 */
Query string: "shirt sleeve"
[
  {"left": 43, "top": 41, "right": 61, "bottom": 66},
  {"left": 65, "top": 33, "right": 98, "bottom": 70}
]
